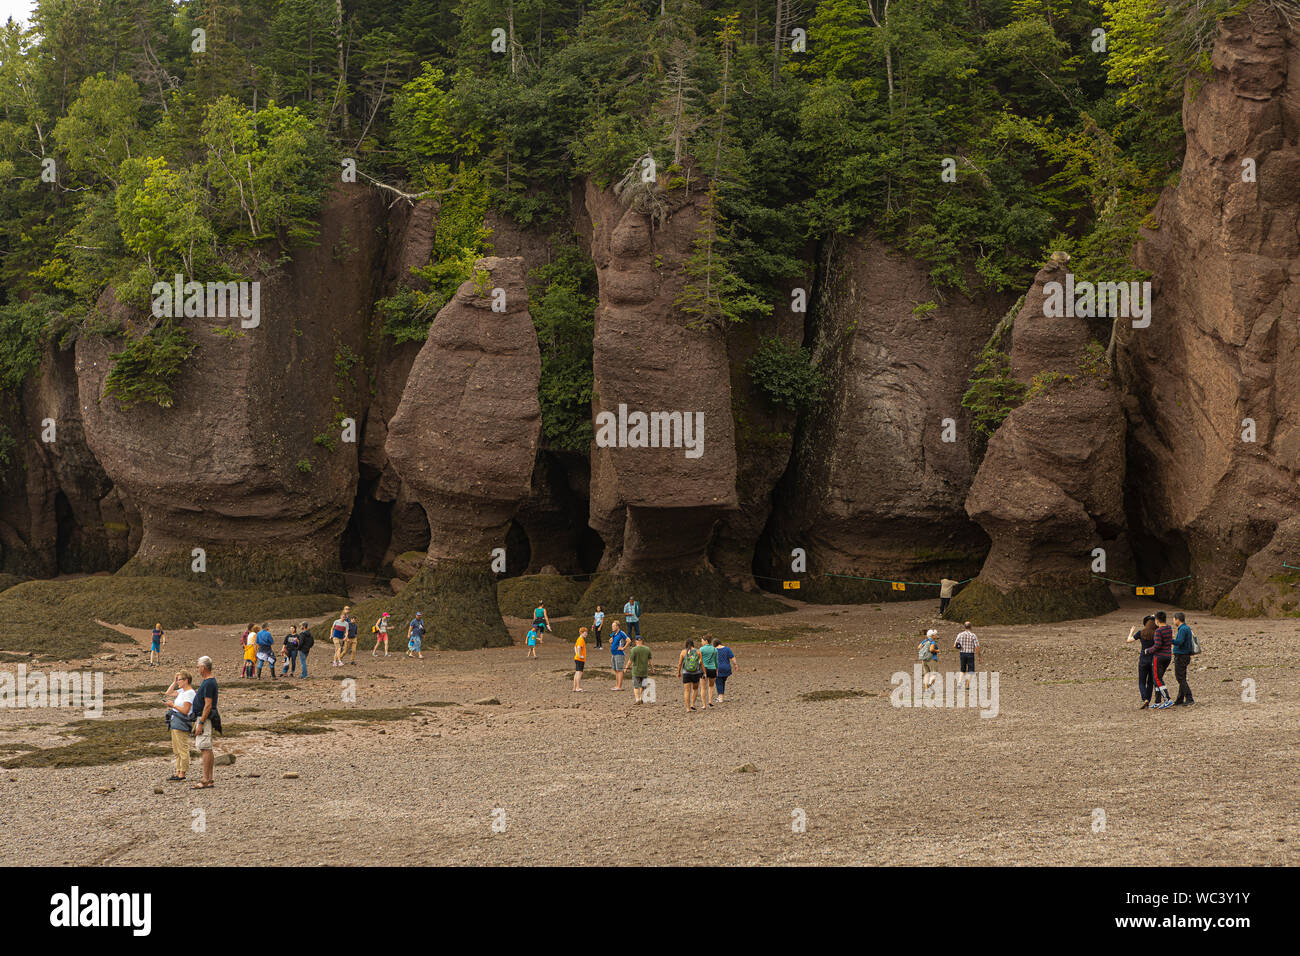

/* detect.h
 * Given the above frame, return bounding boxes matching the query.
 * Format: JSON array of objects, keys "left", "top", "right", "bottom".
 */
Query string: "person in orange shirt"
[{"left": 573, "top": 626, "right": 588, "bottom": 692}]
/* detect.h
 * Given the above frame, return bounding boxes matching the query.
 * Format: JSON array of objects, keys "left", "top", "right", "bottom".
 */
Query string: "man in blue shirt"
[
  {"left": 623, "top": 597, "right": 641, "bottom": 638},
  {"left": 1171, "top": 611, "right": 1195, "bottom": 706},
  {"left": 408, "top": 612, "right": 426, "bottom": 660},
  {"left": 255, "top": 624, "right": 275, "bottom": 679}
]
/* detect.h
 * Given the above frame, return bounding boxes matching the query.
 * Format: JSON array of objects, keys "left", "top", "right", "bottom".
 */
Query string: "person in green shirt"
[
  {"left": 699, "top": 635, "right": 719, "bottom": 708},
  {"left": 627, "top": 635, "right": 653, "bottom": 704}
]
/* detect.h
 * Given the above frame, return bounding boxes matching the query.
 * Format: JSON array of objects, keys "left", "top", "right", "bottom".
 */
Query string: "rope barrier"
[{"left": 1091, "top": 574, "right": 1191, "bottom": 591}]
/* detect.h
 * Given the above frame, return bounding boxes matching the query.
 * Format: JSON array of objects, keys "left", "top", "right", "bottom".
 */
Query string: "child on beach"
[{"left": 525, "top": 625, "right": 539, "bottom": 659}]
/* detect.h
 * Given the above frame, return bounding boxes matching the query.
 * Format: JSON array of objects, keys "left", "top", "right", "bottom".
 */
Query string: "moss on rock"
[
  {"left": 335, "top": 562, "right": 510, "bottom": 651},
  {"left": 496, "top": 574, "right": 588, "bottom": 619},
  {"left": 120, "top": 546, "right": 346, "bottom": 595},
  {"left": 577, "top": 569, "right": 788, "bottom": 619},
  {"left": 0, "top": 575, "right": 346, "bottom": 660},
  {"left": 943, "top": 577, "right": 1116, "bottom": 625}
]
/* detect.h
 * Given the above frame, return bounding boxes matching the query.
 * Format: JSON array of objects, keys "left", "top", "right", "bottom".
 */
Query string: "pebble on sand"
[{"left": 733, "top": 763, "right": 760, "bottom": 774}]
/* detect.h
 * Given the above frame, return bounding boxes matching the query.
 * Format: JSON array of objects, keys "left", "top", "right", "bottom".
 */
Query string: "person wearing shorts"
[
  {"left": 149, "top": 623, "right": 165, "bottom": 667},
  {"left": 609, "top": 621, "right": 629, "bottom": 691},
  {"left": 533, "top": 603, "right": 550, "bottom": 644},
  {"left": 407, "top": 612, "right": 425, "bottom": 660},
  {"left": 699, "top": 635, "right": 719, "bottom": 707},
  {"left": 573, "top": 627, "right": 587, "bottom": 692},
  {"left": 678, "top": 640, "right": 704, "bottom": 711},
  {"left": 954, "top": 623, "right": 979, "bottom": 687},
  {"left": 525, "top": 624, "right": 538, "bottom": 659},
  {"left": 627, "top": 635, "right": 653, "bottom": 704},
  {"left": 372, "top": 612, "right": 390, "bottom": 657},
  {"left": 918, "top": 629, "right": 939, "bottom": 688},
  {"left": 331, "top": 608, "right": 349, "bottom": 668},
  {"left": 190, "top": 656, "right": 220, "bottom": 789}
]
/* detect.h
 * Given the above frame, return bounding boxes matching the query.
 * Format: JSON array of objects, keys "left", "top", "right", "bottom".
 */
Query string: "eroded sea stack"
[{"left": 385, "top": 255, "right": 541, "bottom": 647}]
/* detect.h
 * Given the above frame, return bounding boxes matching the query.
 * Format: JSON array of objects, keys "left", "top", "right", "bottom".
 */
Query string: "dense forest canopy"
[{"left": 0, "top": 0, "right": 1274, "bottom": 430}]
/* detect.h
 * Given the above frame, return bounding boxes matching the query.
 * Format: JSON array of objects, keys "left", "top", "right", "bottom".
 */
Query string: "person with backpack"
[
  {"left": 714, "top": 640, "right": 737, "bottom": 702},
  {"left": 698, "top": 635, "right": 719, "bottom": 707},
  {"left": 1150, "top": 611, "right": 1175, "bottom": 709},
  {"left": 1126, "top": 614, "right": 1158, "bottom": 708},
  {"left": 533, "top": 603, "right": 550, "bottom": 644},
  {"left": 149, "top": 622, "right": 165, "bottom": 667},
  {"left": 163, "top": 670, "right": 196, "bottom": 781},
  {"left": 917, "top": 629, "right": 939, "bottom": 688},
  {"left": 1171, "top": 611, "right": 1196, "bottom": 706},
  {"left": 372, "top": 612, "right": 391, "bottom": 657},
  {"left": 281, "top": 624, "right": 301, "bottom": 677},
  {"left": 678, "top": 640, "right": 704, "bottom": 711},
  {"left": 296, "top": 622, "right": 314, "bottom": 678}
]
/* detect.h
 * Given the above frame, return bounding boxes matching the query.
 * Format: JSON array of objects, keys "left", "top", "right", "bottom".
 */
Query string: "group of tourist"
[
  {"left": 915, "top": 621, "right": 982, "bottom": 687},
  {"left": 1127, "top": 609, "right": 1196, "bottom": 708}
]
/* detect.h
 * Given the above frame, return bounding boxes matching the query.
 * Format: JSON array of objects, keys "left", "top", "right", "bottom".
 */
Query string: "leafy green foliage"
[
  {"left": 746, "top": 336, "right": 829, "bottom": 413},
  {"left": 528, "top": 245, "right": 596, "bottom": 452},
  {"left": 962, "top": 345, "right": 1027, "bottom": 438},
  {"left": 102, "top": 323, "right": 196, "bottom": 409}
]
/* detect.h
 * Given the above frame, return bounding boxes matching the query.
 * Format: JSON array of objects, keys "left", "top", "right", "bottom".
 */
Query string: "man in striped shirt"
[{"left": 954, "top": 623, "right": 980, "bottom": 686}]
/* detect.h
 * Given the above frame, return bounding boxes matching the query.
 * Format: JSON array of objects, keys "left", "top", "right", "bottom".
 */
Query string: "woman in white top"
[{"left": 164, "top": 671, "right": 197, "bottom": 781}]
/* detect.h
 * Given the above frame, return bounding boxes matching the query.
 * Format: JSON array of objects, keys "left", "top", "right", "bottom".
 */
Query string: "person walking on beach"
[
  {"left": 623, "top": 596, "right": 641, "bottom": 639},
  {"left": 533, "top": 602, "right": 550, "bottom": 644},
  {"left": 407, "top": 611, "right": 425, "bottom": 660},
  {"left": 240, "top": 623, "right": 256, "bottom": 678},
  {"left": 939, "top": 579, "right": 957, "bottom": 616},
  {"left": 190, "top": 656, "right": 220, "bottom": 789},
  {"left": 917, "top": 629, "right": 939, "bottom": 688},
  {"left": 573, "top": 627, "right": 588, "bottom": 692},
  {"left": 678, "top": 640, "right": 703, "bottom": 711},
  {"left": 281, "top": 625, "right": 300, "bottom": 677},
  {"left": 1126, "top": 614, "right": 1158, "bottom": 708},
  {"left": 628, "top": 635, "right": 653, "bottom": 704},
  {"left": 255, "top": 623, "right": 276, "bottom": 679},
  {"left": 296, "top": 622, "right": 313, "bottom": 678},
  {"left": 331, "top": 609, "right": 349, "bottom": 667},
  {"left": 1171, "top": 611, "right": 1195, "bottom": 706},
  {"left": 164, "top": 670, "right": 195, "bottom": 781},
  {"left": 714, "top": 639, "right": 737, "bottom": 702},
  {"left": 609, "top": 620, "right": 629, "bottom": 691},
  {"left": 149, "top": 623, "right": 165, "bottom": 667},
  {"left": 954, "top": 622, "right": 980, "bottom": 687},
  {"left": 1150, "top": 611, "right": 1175, "bottom": 709},
  {"left": 699, "top": 635, "right": 719, "bottom": 707},
  {"left": 525, "top": 623, "right": 538, "bottom": 658},
  {"left": 346, "top": 611, "right": 359, "bottom": 665},
  {"left": 592, "top": 605, "right": 605, "bottom": 649},
  {"left": 373, "top": 612, "right": 390, "bottom": 657}
]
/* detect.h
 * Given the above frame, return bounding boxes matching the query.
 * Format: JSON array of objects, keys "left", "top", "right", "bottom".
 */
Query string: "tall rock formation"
[
  {"left": 582, "top": 176, "right": 738, "bottom": 574},
  {"left": 1118, "top": 8, "right": 1300, "bottom": 613},
  {"left": 760, "top": 238, "right": 1005, "bottom": 601},
  {"left": 385, "top": 255, "right": 541, "bottom": 647},
  {"left": 950, "top": 255, "right": 1124, "bottom": 623},
  {"left": 75, "top": 186, "right": 388, "bottom": 592}
]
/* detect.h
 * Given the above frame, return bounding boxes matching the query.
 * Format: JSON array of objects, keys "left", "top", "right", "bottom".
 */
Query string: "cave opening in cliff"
[
  {"left": 340, "top": 475, "right": 393, "bottom": 575},
  {"left": 54, "top": 490, "right": 75, "bottom": 574}
]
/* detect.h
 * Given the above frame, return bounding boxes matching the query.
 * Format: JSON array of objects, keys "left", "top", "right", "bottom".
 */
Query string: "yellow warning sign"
[
  {"left": 891, "top": 582, "right": 906, "bottom": 591},
  {"left": 783, "top": 580, "right": 801, "bottom": 590},
  {"left": 1136, "top": 586, "right": 1155, "bottom": 596}
]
